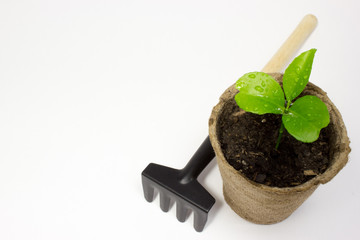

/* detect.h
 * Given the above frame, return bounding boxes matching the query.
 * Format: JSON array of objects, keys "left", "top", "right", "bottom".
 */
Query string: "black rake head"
[
  {"left": 142, "top": 163, "right": 215, "bottom": 232},
  {"left": 141, "top": 137, "right": 216, "bottom": 232}
]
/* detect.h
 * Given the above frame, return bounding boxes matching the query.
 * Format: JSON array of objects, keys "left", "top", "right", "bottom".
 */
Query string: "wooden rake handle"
[{"left": 262, "top": 14, "right": 318, "bottom": 73}]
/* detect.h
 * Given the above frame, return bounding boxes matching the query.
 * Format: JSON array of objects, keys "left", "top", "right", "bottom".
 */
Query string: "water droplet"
[
  {"left": 295, "top": 78, "right": 299, "bottom": 82},
  {"left": 261, "top": 81, "right": 266, "bottom": 87},
  {"left": 264, "top": 104, "right": 268, "bottom": 107},
  {"left": 296, "top": 67, "right": 301, "bottom": 73},
  {"left": 254, "top": 107, "right": 258, "bottom": 111},
  {"left": 303, "top": 75, "right": 308, "bottom": 79},
  {"left": 255, "top": 86, "right": 264, "bottom": 92},
  {"left": 307, "top": 113, "right": 311, "bottom": 117},
  {"left": 237, "top": 82, "right": 246, "bottom": 89},
  {"left": 249, "top": 74, "right": 256, "bottom": 78}
]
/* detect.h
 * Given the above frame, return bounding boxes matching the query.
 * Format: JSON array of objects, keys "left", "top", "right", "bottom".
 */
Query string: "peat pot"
[{"left": 208, "top": 73, "right": 351, "bottom": 224}]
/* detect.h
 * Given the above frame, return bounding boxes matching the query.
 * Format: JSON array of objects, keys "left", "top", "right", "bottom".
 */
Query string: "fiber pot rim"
[{"left": 209, "top": 73, "right": 351, "bottom": 194}]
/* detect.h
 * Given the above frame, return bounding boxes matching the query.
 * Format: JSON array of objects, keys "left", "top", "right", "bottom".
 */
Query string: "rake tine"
[
  {"left": 194, "top": 210, "right": 207, "bottom": 232},
  {"left": 142, "top": 178, "right": 155, "bottom": 202},
  {"left": 176, "top": 202, "right": 189, "bottom": 222},
  {"left": 159, "top": 191, "right": 171, "bottom": 212}
]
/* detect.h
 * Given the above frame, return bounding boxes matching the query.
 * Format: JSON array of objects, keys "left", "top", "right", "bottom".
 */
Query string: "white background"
[{"left": 0, "top": 0, "right": 359, "bottom": 239}]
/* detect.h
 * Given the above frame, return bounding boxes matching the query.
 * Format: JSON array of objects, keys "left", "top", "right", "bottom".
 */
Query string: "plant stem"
[
  {"left": 275, "top": 122, "right": 285, "bottom": 150},
  {"left": 275, "top": 99, "right": 291, "bottom": 150},
  {"left": 286, "top": 99, "right": 292, "bottom": 110}
]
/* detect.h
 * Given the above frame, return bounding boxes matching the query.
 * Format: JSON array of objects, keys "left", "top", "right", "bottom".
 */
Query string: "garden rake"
[{"left": 142, "top": 136, "right": 215, "bottom": 232}]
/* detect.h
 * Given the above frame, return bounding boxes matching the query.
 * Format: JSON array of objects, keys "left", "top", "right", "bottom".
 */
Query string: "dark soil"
[{"left": 218, "top": 98, "right": 331, "bottom": 188}]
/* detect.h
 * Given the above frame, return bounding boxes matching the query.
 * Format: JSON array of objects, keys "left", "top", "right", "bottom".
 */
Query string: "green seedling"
[{"left": 234, "top": 49, "right": 330, "bottom": 149}]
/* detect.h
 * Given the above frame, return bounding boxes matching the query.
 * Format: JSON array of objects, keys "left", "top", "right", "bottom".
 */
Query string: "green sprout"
[{"left": 234, "top": 49, "right": 330, "bottom": 149}]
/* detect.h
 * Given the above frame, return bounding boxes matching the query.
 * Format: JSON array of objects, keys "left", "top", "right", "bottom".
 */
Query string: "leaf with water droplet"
[
  {"left": 255, "top": 86, "right": 264, "bottom": 92},
  {"left": 235, "top": 72, "right": 285, "bottom": 114},
  {"left": 282, "top": 95, "right": 329, "bottom": 143},
  {"left": 283, "top": 49, "right": 317, "bottom": 101}
]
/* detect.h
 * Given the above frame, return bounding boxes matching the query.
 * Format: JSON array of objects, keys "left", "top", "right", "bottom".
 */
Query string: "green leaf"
[
  {"left": 283, "top": 49, "right": 317, "bottom": 101},
  {"left": 282, "top": 95, "right": 330, "bottom": 143},
  {"left": 235, "top": 72, "right": 285, "bottom": 115}
]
